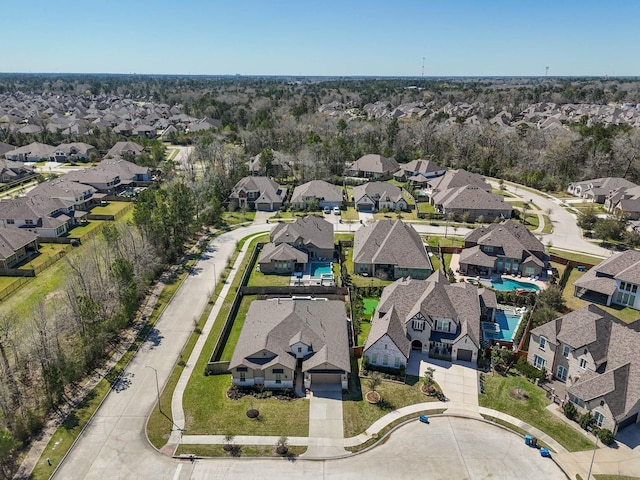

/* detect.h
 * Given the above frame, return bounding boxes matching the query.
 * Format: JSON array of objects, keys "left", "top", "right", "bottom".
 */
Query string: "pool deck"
[{"left": 449, "top": 253, "right": 548, "bottom": 291}]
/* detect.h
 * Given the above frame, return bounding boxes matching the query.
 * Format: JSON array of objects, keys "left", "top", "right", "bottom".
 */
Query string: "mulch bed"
[{"left": 365, "top": 390, "right": 381, "bottom": 404}]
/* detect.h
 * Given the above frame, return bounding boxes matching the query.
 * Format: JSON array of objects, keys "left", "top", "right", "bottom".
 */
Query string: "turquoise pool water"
[
  {"left": 482, "top": 311, "right": 522, "bottom": 341},
  {"left": 310, "top": 262, "right": 332, "bottom": 277},
  {"left": 480, "top": 277, "right": 540, "bottom": 291}
]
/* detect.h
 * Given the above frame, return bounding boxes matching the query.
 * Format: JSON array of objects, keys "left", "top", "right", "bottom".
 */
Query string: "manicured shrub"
[
  {"left": 563, "top": 402, "right": 577, "bottom": 420},
  {"left": 579, "top": 412, "right": 594, "bottom": 430},
  {"left": 598, "top": 428, "right": 614, "bottom": 445}
]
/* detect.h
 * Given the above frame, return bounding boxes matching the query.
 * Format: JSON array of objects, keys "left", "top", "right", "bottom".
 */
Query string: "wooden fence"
[{"left": 0, "top": 277, "right": 32, "bottom": 301}]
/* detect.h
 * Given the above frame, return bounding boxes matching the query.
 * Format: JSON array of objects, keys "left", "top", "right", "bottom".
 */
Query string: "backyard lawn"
[
  {"left": 219, "top": 295, "right": 258, "bottom": 361},
  {"left": 343, "top": 363, "right": 438, "bottom": 437},
  {"left": 548, "top": 248, "right": 604, "bottom": 265},
  {"left": 69, "top": 219, "right": 107, "bottom": 240},
  {"left": 479, "top": 372, "right": 594, "bottom": 452},
  {"left": 247, "top": 268, "right": 291, "bottom": 287},
  {"left": 357, "top": 320, "right": 371, "bottom": 346},
  {"left": 362, "top": 298, "right": 379, "bottom": 319},
  {"left": 344, "top": 246, "right": 392, "bottom": 288},
  {"left": 19, "top": 243, "right": 69, "bottom": 271},
  {"left": 90, "top": 201, "right": 133, "bottom": 217}
]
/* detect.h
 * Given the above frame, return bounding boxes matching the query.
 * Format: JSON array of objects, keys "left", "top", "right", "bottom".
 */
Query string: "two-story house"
[
  {"left": 363, "top": 271, "right": 483, "bottom": 368},
  {"left": 0, "top": 159, "right": 35, "bottom": 183},
  {"left": 573, "top": 249, "right": 640, "bottom": 311},
  {"left": 528, "top": 304, "right": 640, "bottom": 434},
  {"left": 258, "top": 215, "right": 334, "bottom": 274},
  {"left": 27, "top": 179, "right": 97, "bottom": 213},
  {"left": 567, "top": 177, "right": 638, "bottom": 203},
  {"left": 353, "top": 182, "right": 408, "bottom": 212},
  {"left": 459, "top": 219, "right": 548, "bottom": 277},
  {"left": 228, "top": 176, "right": 287, "bottom": 212},
  {"left": 64, "top": 159, "right": 151, "bottom": 194},
  {"left": 392, "top": 159, "right": 446, "bottom": 184},
  {"left": 229, "top": 298, "right": 350, "bottom": 391},
  {"left": 353, "top": 220, "right": 432, "bottom": 280}
]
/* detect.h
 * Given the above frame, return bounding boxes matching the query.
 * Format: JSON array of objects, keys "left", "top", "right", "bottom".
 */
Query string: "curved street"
[{"left": 49, "top": 182, "right": 618, "bottom": 479}]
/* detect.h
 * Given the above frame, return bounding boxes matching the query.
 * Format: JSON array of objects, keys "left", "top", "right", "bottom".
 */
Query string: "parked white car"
[{"left": 333, "top": 206, "right": 341, "bottom": 215}]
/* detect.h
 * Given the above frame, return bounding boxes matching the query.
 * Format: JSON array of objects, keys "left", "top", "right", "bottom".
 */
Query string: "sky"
[{"left": 1, "top": 0, "right": 639, "bottom": 77}]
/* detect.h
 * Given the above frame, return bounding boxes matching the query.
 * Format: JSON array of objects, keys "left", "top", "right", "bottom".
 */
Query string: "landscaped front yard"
[
  {"left": 343, "top": 365, "right": 438, "bottom": 437},
  {"left": 373, "top": 210, "right": 417, "bottom": 221},
  {"left": 479, "top": 372, "right": 594, "bottom": 452},
  {"left": 221, "top": 211, "right": 256, "bottom": 225}
]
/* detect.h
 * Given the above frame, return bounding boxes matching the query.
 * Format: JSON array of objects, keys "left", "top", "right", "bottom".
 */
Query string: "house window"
[
  {"left": 539, "top": 336, "right": 547, "bottom": 350},
  {"left": 275, "top": 373, "right": 282, "bottom": 384},
  {"left": 524, "top": 266, "right": 535, "bottom": 275},
  {"left": 570, "top": 394, "right": 585, "bottom": 408},
  {"left": 579, "top": 358, "right": 587, "bottom": 369},
  {"left": 297, "top": 347, "right": 302, "bottom": 353},
  {"left": 533, "top": 355, "right": 546, "bottom": 369},
  {"left": 394, "top": 357, "right": 400, "bottom": 368},
  {"left": 484, "top": 245, "right": 494, "bottom": 253},
  {"left": 594, "top": 411, "right": 605, "bottom": 427},
  {"left": 382, "top": 355, "right": 388, "bottom": 366},
  {"left": 557, "top": 365, "right": 568, "bottom": 382},
  {"left": 563, "top": 345, "right": 570, "bottom": 358},
  {"left": 435, "top": 320, "right": 450, "bottom": 332},
  {"left": 412, "top": 319, "right": 425, "bottom": 331},
  {"left": 25, "top": 219, "right": 34, "bottom": 225},
  {"left": 371, "top": 353, "right": 377, "bottom": 364},
  {"left": 240, "top": 371, "right": 246, "bottom": 382},
  {"left": 6, "top": 219, "right": 14, "bottom": 225},
  {"left": 384, "top": 344, "right": 388, "bottom": 350}
]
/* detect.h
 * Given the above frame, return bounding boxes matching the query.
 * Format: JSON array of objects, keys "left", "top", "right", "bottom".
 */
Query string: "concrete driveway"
[
  {"left": 358, "top": 210, "right": 375, "bottom": 224},
  {"left": 304, "top": 385, "right": 346, "bottom": 458}
]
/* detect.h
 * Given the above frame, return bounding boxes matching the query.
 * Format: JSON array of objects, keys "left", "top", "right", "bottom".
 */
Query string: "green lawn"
[
  {"left": 219, "top": 295, "right": 257, "bottom": 361},
  {"left": 342, "top": 207, "right": 359, "bottom": 221},
  {"left": 90, "top": 201, "right": 133, "bottom": 216},
  {"left": 183, "top": 374, "right": 310, "bottom": 437},
  {"left": 425, "top": 235, "right": 465, "bottom": 247},
  {"left": 272, "top": 211, "right": 314, "bottom": 220},
  {"left": 68, "top": 220, "right": 107, "bottom": 240},
  {"left": 343, "top": 363, "right": 438, "bottom": 437},
  {"left": 175, "top": 444, "right": 307, "bottom": 458},
  {"left": 247, "top": 269, "right": 291, "bottom": 287},
  {"left": 542, "top": 215, "right": 553, "bottom": 234},
  {"left": 548, "top": 248, "right": 604, "bottom": 265},
  {"left": 479, "top": 372, "right": 594, "bottom": 452},
  {"left": 523, "top": 214, "right": 539, "bottom": 230},
  {"left": 430, "top": 255, "right": 441, "bottom": 271},
  {"left": 221, "top": 211, "right": 256, "bottom": 225},
  {"left": 362, "top": 298, "right": 379, "bottom": 319},
  {"left": 492, "top": 189, "right": 516, "bottom": 198},
  {"left": 357, "top": 320, "right": 371, "bottom": 346},
  {"left": 373, "top": 210, "right": 417, "bottom": 221},
  {"left": 443, "top": 253, "right": 453, "bottom": 271},
  {"left": 335, "top": 233, "right": 354, "bottom": 243},
  {"left": 594, "top": 476, "right": 640, "bottom": 480},
  {"left": 417, "top": 202, "right": 435, "bottom": 213},
  {"left": 18, "top": 243, "right": 69, "bottom": 271},
  {"left": 562, "top": 268, "right": 640, "bottom": 323}
]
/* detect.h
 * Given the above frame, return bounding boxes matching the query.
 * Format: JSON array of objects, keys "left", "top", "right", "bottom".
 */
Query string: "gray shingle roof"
[
  {"left": 229, "top": 299, "right": 350, "bottom": 373},
  {"left": 353, "top": 220, "right": 431, "bottom": 270},
  {"left": 0, "top": 227, "right": 38, "bottom": 260},
  {"left": 351, "top": 154, "right": 399, "bottom": 174},
  {"left": 437, "top": 185, "right": 512, "bottom": 213},
  {"left": 271, "top": 216, "right": 334, "bottom": 251},
  {"left": 353, "top": 182, "right": 403, "bottom": 204},
  {"left": 258, "top": 242, "right": 308, "bottom": 264},
  {"left": 290, "top": 180, "right": 342, "bottom": 204},
  {"left": 230, "top": 176, "right": 285, "bottom": 203}
]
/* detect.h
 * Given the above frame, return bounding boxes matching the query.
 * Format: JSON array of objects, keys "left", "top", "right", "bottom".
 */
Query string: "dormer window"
[
  {"left": 579, "top": 358, "right": 587, "bottom": 369},
  {"left": 297, "top": 347, "right": 302, "bottom": 353},
  {"left": 563, "top": 345, "right": 570, "bottom": 358}
]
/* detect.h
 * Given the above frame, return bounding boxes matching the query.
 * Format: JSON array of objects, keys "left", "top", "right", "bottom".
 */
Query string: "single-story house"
[
  {"left": 353, "top": 220, "right": 432, "bottom": 280},
  {"left": 567, "top": 177, "right": 638, "bottom": 203},
  {"left": 0, "top": 227, "right": 39, "bottom": 269},
  {"left": 347, "top": 154, "right": 399, "bottom": 180},
  {"left": 229, "top": 298, "right": 351, "bottom": 390},
  {"left": 0, "top": 159, "right": 35, "bottom": 183},
  {"left": 353, "top": 182, "right": 407, "bottom": 212},
  {"left": 393, "top": 159, "right": 446, "bottom": 182},
  {"left": 528, "top": 304, "right": 640, "bottom": 434},
  {"left": 363, "top": 271, "right": 483, "bottom": 369},
  {"left": 290, "top": 180, "right": 342, "bottom": 210}
]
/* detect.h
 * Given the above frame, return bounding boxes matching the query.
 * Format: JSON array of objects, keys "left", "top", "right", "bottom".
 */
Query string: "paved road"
[{"left": 489, "top": 180, "right": 610, "bottom": 257}]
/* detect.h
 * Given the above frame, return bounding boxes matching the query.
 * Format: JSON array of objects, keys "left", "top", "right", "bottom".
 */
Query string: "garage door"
[
  {"left": 358, "top": 204, "right": 373, "bottom": 212},
  {"left": 619, "top": 412, "right": 639, "bottom": 430},
  {"left": 312, "top": 374, "right": 341, "bottom": 385},
  {"left": 457, "top": 349, "right": 473, "bottom": 362}
]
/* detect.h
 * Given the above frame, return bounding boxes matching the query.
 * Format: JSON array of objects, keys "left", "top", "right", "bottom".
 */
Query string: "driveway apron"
[{"left": 303, "top": 385, "right": 347, "bottom": 458}]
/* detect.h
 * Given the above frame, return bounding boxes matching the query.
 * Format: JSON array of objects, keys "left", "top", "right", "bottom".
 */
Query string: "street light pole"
[
  {"left": 144, "top": 365, "right": 161, "bottom": 413},
  {"left": 587, "top": 434, "right": 599, "bottom": 480}
]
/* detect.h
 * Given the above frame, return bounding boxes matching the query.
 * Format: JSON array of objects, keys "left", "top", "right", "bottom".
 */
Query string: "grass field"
[
  {"left": 425, "top": 236, "right": 464, "bottom": 247},
  {"left": 362, "top": 298, "right": 379, "bottom": 319},
  {"left": 69, "top": 219, "right": 107, "bottom": 240},
  {"left": 542, "top": 215, "right": 553, "bottom": 234},
  {"left": 219, "top": 295, "right": 257, "bottom": 361},
  {"left": 417, "top": 202, "right": 435, "bottom": 213},
  {"left": 18, "top": 243, "right": 69, "bottom": 270},
  {"left": 357, "top": 320, "right": 371, "bottom": 346},
  {"left": 548, "top": 248, "right": 604, "bottom": 265},
  {"left": 479, "top": 372, "right": 594, "bottom": 452},
  {"left": 342, "top": 207, "right": 359, "bottom": 221},
  {"left": 343, "top": 364, "right": 438, "bottom": 437},
  {"left": 247, "top": 269, "right": 291, "bottom": 287},
  {"left": 90, "top": 201, "right": 133, "bottom": 216},
  {"left": 221, "top": 211, "right": 256, "bottom": 226}
]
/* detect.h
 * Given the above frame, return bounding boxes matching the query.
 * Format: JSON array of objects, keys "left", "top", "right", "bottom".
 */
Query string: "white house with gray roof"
[
  {"left": 353, "top": 220, "right": 432, "bottom": 280},
  {"left": 228, "top": 176, "right": 287, "bottom": 211},
  {"left": 229, "top": 298, "right": 350, "bottom": 391},
  {"left": 364, "top": 272, "right": 484, "bottom": 368},
  {"left": 347, "top": 154, "right": 399, "bottom": 180},
  {"left": 353, "top": 182, "right": 407, "bottom": 212},
  {"left": 528, "top": 304, "right": 640, "bottom": 433},
  {"left": 573, "top": 250, "right": 640, "bottom": 311}
]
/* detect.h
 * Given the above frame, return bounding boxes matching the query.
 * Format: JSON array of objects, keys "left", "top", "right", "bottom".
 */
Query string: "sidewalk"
[{"left": 167, "top": 232, "right": 267, "bottom": 451}]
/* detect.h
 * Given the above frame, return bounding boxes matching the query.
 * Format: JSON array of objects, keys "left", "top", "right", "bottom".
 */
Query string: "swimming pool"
[
  {"left": 310, "top": 262, "right": 332, "bottom": 277},
  {"left": 480, "top": 277, "right": 540, "bottom": 292},
  {"left": 482, "top": 310, "right": 523, "bottom": 341}
]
